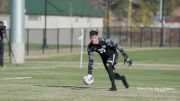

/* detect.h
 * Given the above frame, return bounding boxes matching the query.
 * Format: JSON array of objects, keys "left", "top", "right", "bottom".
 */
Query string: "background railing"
[{"left": 4, "top": 27, "right": 180, "bottom": 56}]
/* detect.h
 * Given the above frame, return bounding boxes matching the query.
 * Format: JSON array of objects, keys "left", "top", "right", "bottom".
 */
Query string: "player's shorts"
[
  {"left": 107, "top": 53, "right": 118, "bottom": 65},
  {"left": 102, "top": 53, "right": 118, "bottom": 66}
]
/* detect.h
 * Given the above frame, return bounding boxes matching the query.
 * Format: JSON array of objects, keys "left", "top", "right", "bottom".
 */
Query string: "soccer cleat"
[
  {"left": 121, "top": 75, "right": 129, "bottom": 88},
  {"left": 114, "top": 73, "right": 129, "bottom": 89},
  {"left": 108, "top": 86, "right": 117, "bottom": 91}
]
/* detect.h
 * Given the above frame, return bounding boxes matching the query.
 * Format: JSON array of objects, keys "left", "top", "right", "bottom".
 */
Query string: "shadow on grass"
[
  {"left": 34, "top": 85, "right": 108, "bottom": 91},
  {"left": 35, "top": 85, "right": 91, "bottom": 90}
]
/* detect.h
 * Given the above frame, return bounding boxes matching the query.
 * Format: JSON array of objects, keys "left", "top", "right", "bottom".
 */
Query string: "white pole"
[
  {"left": 10, "top": 0, "right": 25, "bottom": 64},
  {"left": 78, "top": 29, "right": 84, "bottom": 68},
  {"left": 160, "top": 0, "right": 163, "bottom": 21}
]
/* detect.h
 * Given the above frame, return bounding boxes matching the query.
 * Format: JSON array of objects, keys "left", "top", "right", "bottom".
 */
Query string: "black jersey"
[
  {"left": 88, "top": 38, "right": 118, "bottom": 57},
  {"left": 87, "top": 37, "right": 128, "bottom": 73},
  {"left": 0, "top": 30, "right": 3, "bottom": 41}
]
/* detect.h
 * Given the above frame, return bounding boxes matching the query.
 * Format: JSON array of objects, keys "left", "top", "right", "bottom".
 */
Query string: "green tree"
[
  {"left": 0, "top": 0, "right": 8, "bottom": 13},
  {"left": 109, "top": 0, "right": 129, "bottom": 20},
  {"left": 101, "top": 0, "right": 179, "bottom": 24},
  {"left": 133, "top": 0, "right": 156, "bottom": 24},
  {"left": 163, "top": 0, "right": 176, "bottom": 17}
]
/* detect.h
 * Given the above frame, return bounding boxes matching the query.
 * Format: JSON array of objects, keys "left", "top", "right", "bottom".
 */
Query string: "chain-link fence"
[
  {"left": 105, "top": 27, "right": 180, "bottom": 48},
  {"left": 4, "top": 27, "right": 180, "bottom": 56},
  {"left": 24, "top": 28, "right": 103, "bottom": 56}
]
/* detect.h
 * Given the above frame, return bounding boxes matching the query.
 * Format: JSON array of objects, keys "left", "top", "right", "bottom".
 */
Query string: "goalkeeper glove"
[{"left": 124, "top": 57, "right": 132, "bottom": 66}]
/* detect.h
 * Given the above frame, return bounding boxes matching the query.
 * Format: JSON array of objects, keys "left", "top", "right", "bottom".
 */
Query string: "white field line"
[
  {"left": 27, "top": 61, "right": 180, "bottom": 68},
  {"left": 0, "top": 77, "right": 32, "bottom": 80},
  {"left": 1, "top": 61, "right": 180, "bottom": 70}
]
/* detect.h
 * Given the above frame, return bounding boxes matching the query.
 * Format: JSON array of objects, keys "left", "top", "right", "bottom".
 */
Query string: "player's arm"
[
  {"left": 116, "top": 45, "right": 132, "bottom": 66},
  {"left": 105, "top": 39, "right": 132, "bottom": 66},
  {"left": 87, "top": 47, "right": 94, "bottom": 74}
]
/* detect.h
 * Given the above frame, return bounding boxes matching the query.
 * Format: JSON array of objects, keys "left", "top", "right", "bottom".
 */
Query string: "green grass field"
[{"left": 0, "top": 48, "right": 180, "bottom": 101}]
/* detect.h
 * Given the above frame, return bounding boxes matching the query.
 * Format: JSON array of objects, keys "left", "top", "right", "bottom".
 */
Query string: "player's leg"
[
  {"left": 108, "top": 53, "right": 119, "bottom": 77},
  {"left": 106, "top": 53, "right": 118, "bottom": 91},
  {"left": 102, "top": 59, "right": 117, "bottom": 91},
  {"left": 0, "top": 41, "right": 3, "bottom": 67},
  {"left": 106, "top": 61, "right": 117, "bottom": 91},
  {"left": 111, "top": 53, "right": 129, "bottom": 88},
  {"left": 114, "top": 72, "right": 129, "bottom": 88}
]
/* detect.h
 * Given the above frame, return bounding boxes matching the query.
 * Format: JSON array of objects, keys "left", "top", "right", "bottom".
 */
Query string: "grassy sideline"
[
  {"left": 0, "top": 48, "right": 179, "bottom": 101},
  {"left": 27, "top": 47, "right": 180, "bottom": 64}
]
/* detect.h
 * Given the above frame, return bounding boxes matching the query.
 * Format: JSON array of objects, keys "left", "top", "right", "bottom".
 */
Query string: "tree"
[
  {"left": 99, "top": 0, "right": 180, "bottom": 25},
  {"left": 0, "top": 0, "right": 8, "bottom": 13},
  {"left": 109, "top": 0, "right": 129, "bottom": 20},
  {"left": 163, "top": 0, "right": 176, "bottom": 17},
  {"left": 133, "top": 0, "right": 156, "bottom": 24}
]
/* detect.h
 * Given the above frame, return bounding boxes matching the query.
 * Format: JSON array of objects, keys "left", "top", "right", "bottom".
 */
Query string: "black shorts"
[{"left": 101, "top": 53, "right": 118, "bottom": 66}]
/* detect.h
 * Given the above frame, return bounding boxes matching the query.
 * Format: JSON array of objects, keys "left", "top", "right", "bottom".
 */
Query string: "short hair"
[
  {"left": 0, "top": 21, "right": 3, "bottom": 25},
  {"left": 89, "top": 30, "right": 98, "bottom": 37}
]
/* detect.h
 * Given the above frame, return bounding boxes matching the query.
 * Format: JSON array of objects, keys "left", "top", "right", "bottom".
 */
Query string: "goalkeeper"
[{"left": 86, "top": 30, "right": 132, "bottom": 91}]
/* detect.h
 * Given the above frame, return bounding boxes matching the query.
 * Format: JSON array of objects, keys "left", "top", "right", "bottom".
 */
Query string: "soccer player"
[
  {"left": 0, "top": 21, "right": 5, "bottom": 67},
  {"left": 86, "top": 30, "right": 132, "bottom": 91}
]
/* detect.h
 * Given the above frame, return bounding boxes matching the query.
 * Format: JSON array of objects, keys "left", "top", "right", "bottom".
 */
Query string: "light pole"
[
  {"left": 128, "top": 0, "right": 132, "bottom": 47},
  {"left": 106, "top": 0, "right": 110, "bottom": 38},
  {"left": 160, "top": 0, "right": 164, "bottom": 47},
  {"left": 42, "top": 0, "right": 48, "bottom": 53},
  {"left": 128, "top": 0, "right": 132, "bottom": 28}
]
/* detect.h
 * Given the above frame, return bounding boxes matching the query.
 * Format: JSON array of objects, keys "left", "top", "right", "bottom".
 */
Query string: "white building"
[
  {"left": 0, "top": 0, "right": 105, "bottom": 45},
  {"left": 0, "top": 0, "right": 105, "bottom": 29}
]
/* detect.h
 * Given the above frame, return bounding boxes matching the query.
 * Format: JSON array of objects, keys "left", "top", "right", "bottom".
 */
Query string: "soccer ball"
[{"left": 83, "top": 74, "right": 94, "bottom": 85}]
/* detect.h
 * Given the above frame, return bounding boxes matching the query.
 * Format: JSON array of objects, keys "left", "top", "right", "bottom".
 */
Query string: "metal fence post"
[
  {"left": 130, "top": 27, "right": 132, "bottom": 48},
  {"left": 42, "top": 29, "right": 45, "bottom": 54},
  {"left": 83, "top": 28, "right": 86, "bottom": 51},
  {"left": 26, "top": 29, "right": 29, "bottom": 56},
  {"left": 8, "top": 29, "right": 11, "bottom": 57},
  {"left": 70, "top": 28, "right": 73, "bottom": 52},
  {"left": 150, "top": 27, "right": 153, "bottom": 47},
  {"left": 179, "top": 28, "right": 180, "bottom": 47},
  {"left": 57, "top": 28, "right": 60, "bottom": 53},
  {"left": 169, "top": 28, "right": 172, "bottom": 47},
  {"left": 140, "top": 27, "right": 143, "bottom": 47},
  {"left": 119, "top": 27, "right": 121, "bottom": 45}
]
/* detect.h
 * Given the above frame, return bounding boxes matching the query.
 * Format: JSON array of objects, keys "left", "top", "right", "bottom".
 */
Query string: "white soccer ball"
[{"left": 83, "top": 74, "right": 94, "bottom": 85}]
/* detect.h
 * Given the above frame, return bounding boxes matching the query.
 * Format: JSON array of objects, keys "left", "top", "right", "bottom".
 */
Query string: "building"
[
  {"left": 0, "top": 0, "right": 105, "bottom": 29},
  {"left": 0, "top": 0, "right": 105, "bottom": 45}
]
